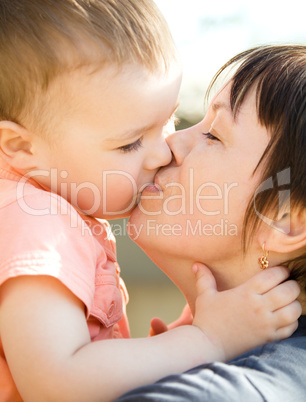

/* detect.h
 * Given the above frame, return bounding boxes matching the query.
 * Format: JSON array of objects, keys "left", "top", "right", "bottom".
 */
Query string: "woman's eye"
[
  {"left": 203, "top": 132, "right": 219, "bottom": 141},
  {"left": 118, "top": 138, "right": 143, "bottom": 153}
]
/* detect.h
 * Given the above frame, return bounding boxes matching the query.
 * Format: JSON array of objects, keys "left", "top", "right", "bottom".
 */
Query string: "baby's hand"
[{"left": 192, "top": 264, "right": 302, "bottom": 362}]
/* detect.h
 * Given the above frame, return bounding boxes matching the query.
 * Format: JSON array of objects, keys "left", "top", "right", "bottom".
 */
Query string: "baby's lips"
[{"left": 142, "top": 182, "right": 162, "bottom": 194}]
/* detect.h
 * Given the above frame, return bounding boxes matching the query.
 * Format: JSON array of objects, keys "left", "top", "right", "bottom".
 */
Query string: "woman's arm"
[{"left": 0, "top": 266, "right": 301, "bottom": 401}]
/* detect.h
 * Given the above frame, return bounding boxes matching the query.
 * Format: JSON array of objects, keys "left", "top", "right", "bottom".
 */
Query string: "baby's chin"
[
  {"left": 95, "top": 195, "right": 142, "bottom": 220},
  {"left": 91, "top": 208, "right": 132, "bottom": 221}
]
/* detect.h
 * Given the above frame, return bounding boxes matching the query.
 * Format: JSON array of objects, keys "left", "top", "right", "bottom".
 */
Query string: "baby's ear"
[
  {"left": 0, "top": 121, "right": 36, "bottom": 170},
  {"left": 261, "top": 210, "right": 306, "bottom": 254}
]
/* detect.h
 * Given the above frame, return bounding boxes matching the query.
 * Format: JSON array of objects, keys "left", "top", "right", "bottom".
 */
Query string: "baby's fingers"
[
  {"left": 247, "top": 266, "right": 290, "bottom": 294},
  {"left": 192, "top": 263, "right": 216, "bottom": 297},
  {"left": 264, "top": 280, "right": 301, "bottom": 311},
  {"left": 273, "top": 300, "right": 302, "bottom": 340},
  {"left": 275, "top": 322, "right": 299, "bottom": 340}
]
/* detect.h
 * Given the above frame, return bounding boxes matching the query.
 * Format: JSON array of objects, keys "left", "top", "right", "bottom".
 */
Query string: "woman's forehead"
[{"left": 210, "top": 82, "right": 231, "bottom": 106}]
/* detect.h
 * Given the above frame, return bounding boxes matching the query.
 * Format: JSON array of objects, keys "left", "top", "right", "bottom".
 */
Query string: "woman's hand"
[
  {"left": 150, "top": 304, "right": 193, "bottom": 336},
  {"left": 192, "top": 263, "right": 302, "bottom": 362}
]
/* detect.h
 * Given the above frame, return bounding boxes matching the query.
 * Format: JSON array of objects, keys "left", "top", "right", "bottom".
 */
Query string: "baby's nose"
[{"left": 144, "top": 137, "right": 172, "bottom": 171}]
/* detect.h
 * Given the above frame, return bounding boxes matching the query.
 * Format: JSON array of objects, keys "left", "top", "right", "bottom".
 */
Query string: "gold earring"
[{"left": 258, "top": 242, "right": 269, "bottom": 270}]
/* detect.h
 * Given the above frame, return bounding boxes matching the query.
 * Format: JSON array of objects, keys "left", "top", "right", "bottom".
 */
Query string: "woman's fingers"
[
  {"left": 264, "top": 280, "right": 301, "bottom": 311},
  {"left": 167, "top": 304, "right": 193, "bottom": 330},
  {"left": 149, "top": 317, "right": 168, "bottom": 336},
  {"left": 245, "top": 266, "right": 290, "bottom": 294}
]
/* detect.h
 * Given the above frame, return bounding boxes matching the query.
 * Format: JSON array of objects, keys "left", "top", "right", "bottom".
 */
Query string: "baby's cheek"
[
  {"left": 102, "top": 174, "right": 138, "bottom": 215},
  {"left": 70, "top": 184, "right": 102, "bottom": 216}
]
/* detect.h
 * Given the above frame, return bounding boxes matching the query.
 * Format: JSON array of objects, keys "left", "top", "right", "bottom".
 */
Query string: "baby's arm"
[{"left": 0, "top": 266, "right": 300, "bottom": 401}]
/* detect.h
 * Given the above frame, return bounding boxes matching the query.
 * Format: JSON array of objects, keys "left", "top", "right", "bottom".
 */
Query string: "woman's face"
[{"left": 129, "top": 83, "right": 270, "bottom": 270}]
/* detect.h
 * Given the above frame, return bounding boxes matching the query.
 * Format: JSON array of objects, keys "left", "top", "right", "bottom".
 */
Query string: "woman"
[{"left": 118, "top": 45, "right": 306, "bottom": 401}]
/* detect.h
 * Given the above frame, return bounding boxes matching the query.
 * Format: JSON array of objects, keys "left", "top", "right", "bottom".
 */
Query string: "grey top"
[{"left": 117, "top": 315, "right": 306, "bottom": 402}]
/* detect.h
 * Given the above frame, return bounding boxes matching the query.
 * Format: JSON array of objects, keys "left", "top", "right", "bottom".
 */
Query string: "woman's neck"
[
  {"left": 142, "top": 245, "right": 306, "bottom": 316},
  {"left": 147, "top": 254, "right": 245, "bottom": 315}
]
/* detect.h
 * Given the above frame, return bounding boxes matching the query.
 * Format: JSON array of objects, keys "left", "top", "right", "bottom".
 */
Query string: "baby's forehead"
[{"left": 0, "top": 0, "right": 177, "bottom": 123}]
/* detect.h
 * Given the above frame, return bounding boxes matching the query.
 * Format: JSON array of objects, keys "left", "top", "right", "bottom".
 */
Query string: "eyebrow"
[
  {"left": 105, "top": 102, "right": 180, "bottom": 143},
  {"left": 103, "top": 123, "right": 155, "bottom": 144},
  {"left": 211, "top": 101, "right": 231, "bottom": 112}
]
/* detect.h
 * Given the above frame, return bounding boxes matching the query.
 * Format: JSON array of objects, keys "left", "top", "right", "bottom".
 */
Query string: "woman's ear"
[
  {"left": 0, "top": 121, "right": 36, "bottom": 170},
  {"left": 260, "top": 210, "right": 306, "bottom": 254}
]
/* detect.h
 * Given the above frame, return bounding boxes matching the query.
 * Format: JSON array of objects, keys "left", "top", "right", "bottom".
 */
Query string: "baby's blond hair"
[{"left": 0, "top": 0, "right": 176, "bottom": 134}]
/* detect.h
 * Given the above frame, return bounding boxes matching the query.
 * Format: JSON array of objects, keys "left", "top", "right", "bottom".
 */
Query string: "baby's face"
[{"left": 32, "top": 62, "right": 182, "bottom": 218}]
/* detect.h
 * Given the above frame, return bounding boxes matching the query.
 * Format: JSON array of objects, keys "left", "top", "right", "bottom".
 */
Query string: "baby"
[{"left": 0, "top": 1, "right": 300, "bottom": 401}]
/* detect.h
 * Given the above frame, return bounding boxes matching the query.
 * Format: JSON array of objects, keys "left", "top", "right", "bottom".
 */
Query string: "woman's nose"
[{"left": 166, "top": 127, "right": 194, "bottom": 166}]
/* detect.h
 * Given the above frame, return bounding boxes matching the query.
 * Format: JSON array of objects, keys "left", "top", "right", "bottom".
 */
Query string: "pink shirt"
[{"left": 0, "top": 159, "right": 130, "bottom": 401}]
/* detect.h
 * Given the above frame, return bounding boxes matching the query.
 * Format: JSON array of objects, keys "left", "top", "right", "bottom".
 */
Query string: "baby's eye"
[
  {"left": 203, "top": 132, "right": 219, "bottom": 141},
  {"left": 118, "top": 138, "right": 143, "bottom": 153}
]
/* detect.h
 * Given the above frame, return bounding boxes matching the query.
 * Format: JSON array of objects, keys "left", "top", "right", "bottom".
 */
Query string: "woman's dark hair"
[{"left": 207, "top": 45, "right": 306, "bottom": 291}]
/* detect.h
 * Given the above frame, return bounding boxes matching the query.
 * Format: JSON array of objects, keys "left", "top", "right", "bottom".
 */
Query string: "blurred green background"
[{"left": 115, "top": 0, "right": 306, "bottom": 338}]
